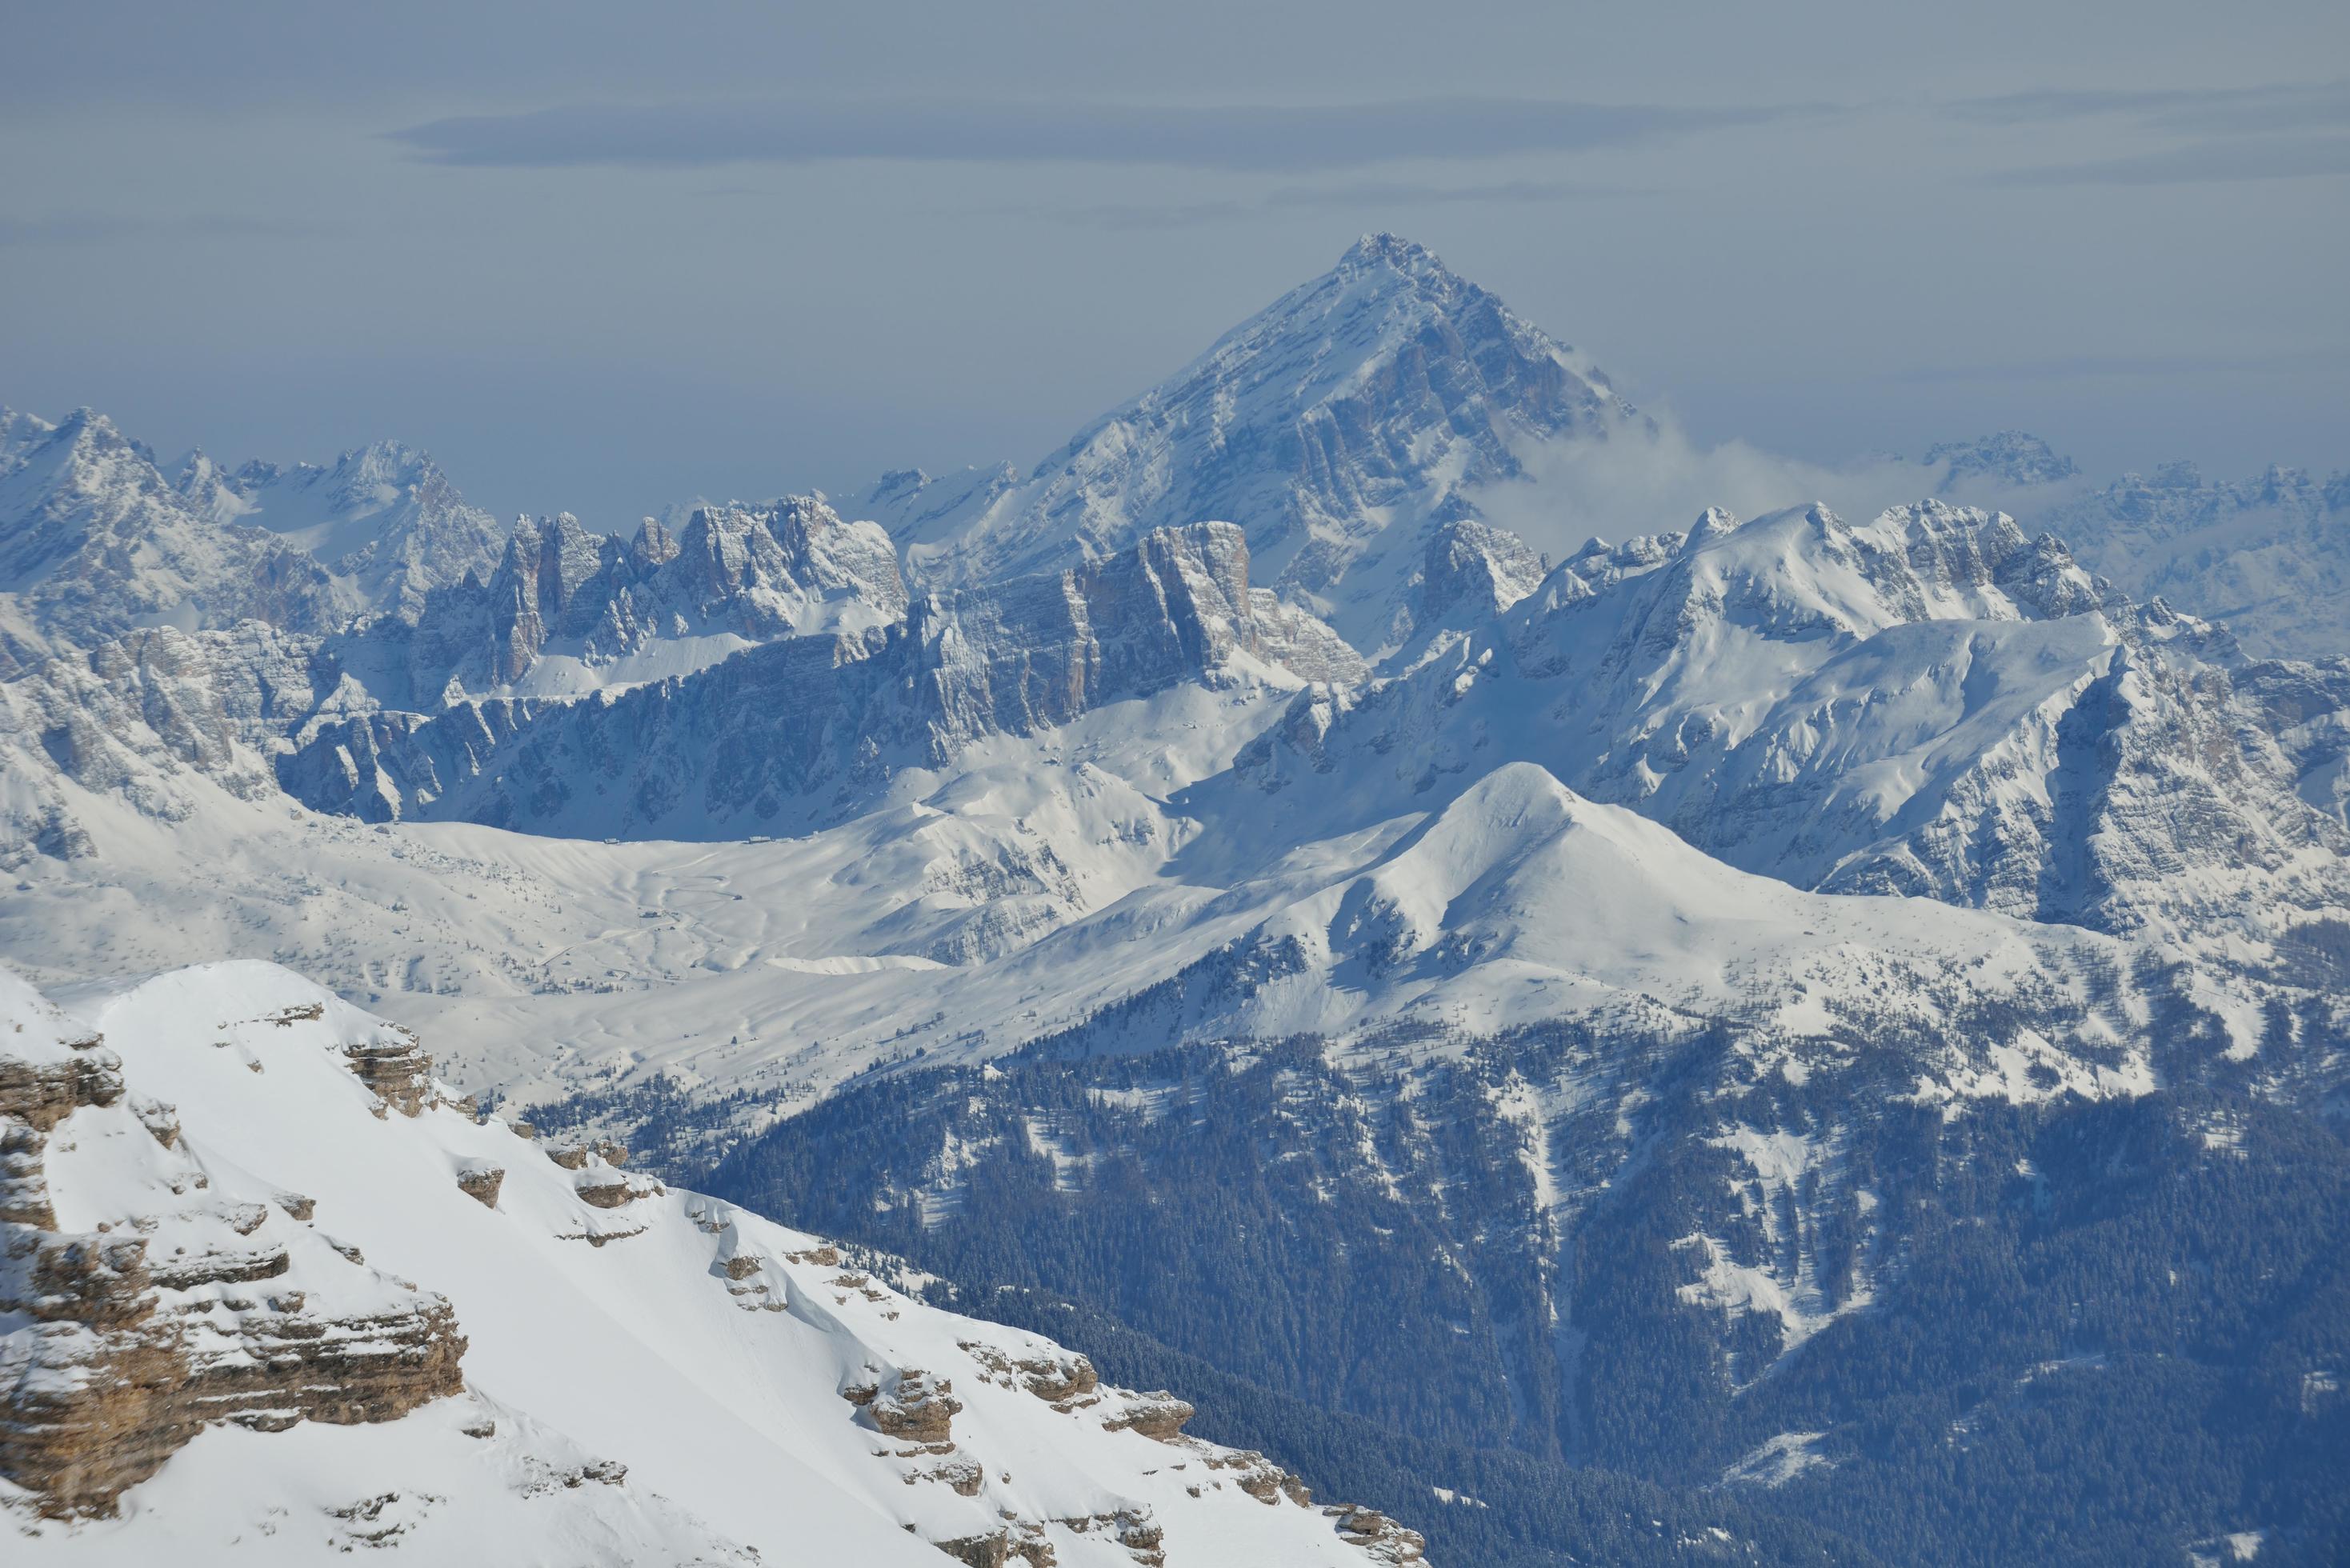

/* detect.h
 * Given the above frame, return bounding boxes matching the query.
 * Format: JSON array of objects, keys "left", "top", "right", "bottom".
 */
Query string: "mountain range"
[{"left": 3, "top": 235, "right": 2346, "bottom": 1566}]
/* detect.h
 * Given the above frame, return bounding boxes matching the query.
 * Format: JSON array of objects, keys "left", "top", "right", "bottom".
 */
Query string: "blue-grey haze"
[{"left": 1, "top": 1, "right": 2343, "bottom": 530}]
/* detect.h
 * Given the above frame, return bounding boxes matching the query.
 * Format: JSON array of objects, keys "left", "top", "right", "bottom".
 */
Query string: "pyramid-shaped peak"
[
  {"left": 54, "top": 406, "right": 125, "bottom": 443},
  {"left": 884, "top": 234, "right": 1642, "bottom": 658},
  {"left": 38, "top": 406, "right": 156, "bottom": 470},
  {"left": 1338, "top": 232, "right": 1443, "bottom": 272}
]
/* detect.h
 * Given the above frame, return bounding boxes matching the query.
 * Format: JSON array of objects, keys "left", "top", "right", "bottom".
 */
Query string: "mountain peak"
[
  {"left": 1337, "top": 230, "right": 1442, "bottom": 273},
  {"left": 879, "top": 234, "right": 1639, "bottom": 660},
  {"left": 1926, "top": 430, "right": 2080, "bottom": 489},
  {"left": 334, "top": 437, "right": 435, "bottom": 486},
  {"left": 50, "top": 405, "right": 130, "bottom": 451}
]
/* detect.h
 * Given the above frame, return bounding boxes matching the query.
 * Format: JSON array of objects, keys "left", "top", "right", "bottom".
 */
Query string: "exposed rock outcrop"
[
  {"left": 843, "top": 1366, "right": 963, "bottom": 1446},
  {"left": 1052, "top": 1507, "right": 1165, "bottom": 1568},
  {"left": 932, "top": 1527, "right": 1011, "bottom": 1567},
  {"left": 960, "top": 1340, "right": 1099, "bottom": 1406},
  {"left": 1330, "top": 1506, "right": 1427, "bottom": 1564},
  {"left": 455, "top": 1161, "right": 505, "bottom": 1208},
  {"left": 0, "top": 1034, "right": 121, "bottom": 1132},
  {"left": 342, "top": 1028, "right": 433, "bottom": 1117},
  {"left": 570, "top": 1150, "right": 659, "bottom": 1210},
  {"left": 0, "top": 974, "right": 466, "bottom": 1518},
  {"left": 1100, "top": 1392, "right": 1193, "bottom": 1442}
]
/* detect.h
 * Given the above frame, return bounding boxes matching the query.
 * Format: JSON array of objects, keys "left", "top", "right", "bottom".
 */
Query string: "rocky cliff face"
[
  {"left": 0, "top": 484, "right": 917, "bottom": 859},
  {"left": 0, "top": 409, "right": 895, "bottom": 709},
  {"left": 0, "top": 970, "right": 465, "bottom": 1518},
  {"left": 350, "top": 494, "right": 908, "bottom": 704},
  {"left": 0, "top": 619, "right": 334, "bottom": 865},
  {"left": 279, "top": 521, "right": 1359, "bottom": 836}
]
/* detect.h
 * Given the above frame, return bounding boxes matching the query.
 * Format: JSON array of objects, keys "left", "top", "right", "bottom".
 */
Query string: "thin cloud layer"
[
  {"left": 0, "top": 212, "right": 326, "bottom": 246},
  {"left": 1988, "top": 133, "right": 2350, "bottom": 186},
  {"left": 389, "top": 96, "right": 1819, "bottom": 172},
  {"left": 1956, "top": 78, "right": 2350, "bottom": 183},
  {"left": 1892, "top": 349, "right": 2344, "bottom": 382},
  {"left": 1950, "top": 79, "right": 2350, "bottom": 136},
  {"left": 1033, "top": 178, "right": 1654, "bottom": 231}
]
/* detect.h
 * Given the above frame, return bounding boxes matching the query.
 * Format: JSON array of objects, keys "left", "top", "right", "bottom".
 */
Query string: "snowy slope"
[
  {"left": 911, "top": 773, "right": 2149, "bottom": 1106},
  {"left": 2, "top": 961, "right": 1424, "bottom": 1566},
  {"left": 0, "top": 677, "right": 2228, "bottom": 1126}
]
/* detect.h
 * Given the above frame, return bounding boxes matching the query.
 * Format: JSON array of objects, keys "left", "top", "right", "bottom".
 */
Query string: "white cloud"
[{"left": 1469, "top": 412, "right": 1956, "bottom": 559}]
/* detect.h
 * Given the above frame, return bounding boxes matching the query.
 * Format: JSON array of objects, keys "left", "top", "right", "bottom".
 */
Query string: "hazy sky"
[{"left": 4, "top": 2, "right": 2345, "bottom": 529}]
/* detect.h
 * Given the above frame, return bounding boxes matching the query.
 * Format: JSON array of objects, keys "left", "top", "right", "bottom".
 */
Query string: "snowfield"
[{"left": 2, "top": 961, "right": 1421, "bottom": 1566}]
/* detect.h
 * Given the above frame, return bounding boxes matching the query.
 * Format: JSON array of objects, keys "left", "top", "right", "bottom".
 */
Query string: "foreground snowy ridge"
[{"left": 0, "top": 961, "right": 1424, "bottom": 1566}]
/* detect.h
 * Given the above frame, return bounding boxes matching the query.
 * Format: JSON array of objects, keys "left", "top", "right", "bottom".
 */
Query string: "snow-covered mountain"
[
  {"left": 5, "top": 234, "right": 2349, "bottom": 1566},
  {"left": 1919, "top": 433, "right": 2350, "bottom": 661},
  {"left": 4, "top": 507, "right": 2324, "bottom": 1116},
  {"left": 1235, "top": 498, "right": 2350, "bottom": 942},
  {"left": 871, "top": 234, "right": 1643, "bottom": 659},
  {"left": 1, "top": 959, "right": 1425, "bottom": 1566},
  {"left": 0, "top": 244, "right": 2340, "bottom": 1084},
  {"left": 0, "top": 410, "right": 350, "bottom": 667},
  {"left": 2, "top": 493, "right": 2338, "bottom": 1083},
  {"left": 2032, "top": 460, "right": 2350, "bottom": 662},
  {"left": 1922, "top": 430, "right": 2082, "bottom": 490},
  {"left": 174, "top": 441, "right": 506, "bottom": 623}
]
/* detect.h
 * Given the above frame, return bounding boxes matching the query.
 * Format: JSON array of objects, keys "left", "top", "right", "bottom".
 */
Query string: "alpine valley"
[{"left": 4, "top": 236, "right": 2347, "bottom": 1567}]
